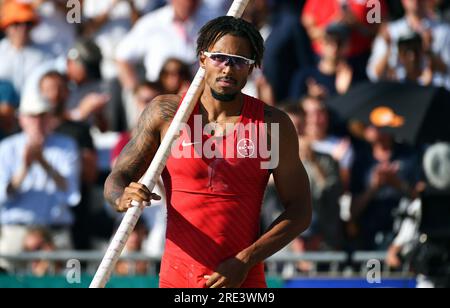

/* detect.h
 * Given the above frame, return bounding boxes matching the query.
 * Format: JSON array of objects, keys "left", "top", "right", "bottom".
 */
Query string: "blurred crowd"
[{"left": 1, "top": 0, "right": 450, "bottom": 277}]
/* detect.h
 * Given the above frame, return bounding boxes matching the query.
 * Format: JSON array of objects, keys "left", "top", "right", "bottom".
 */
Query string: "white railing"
[{"left": 0, "top": 250, "right": 413, "bottom": 278}]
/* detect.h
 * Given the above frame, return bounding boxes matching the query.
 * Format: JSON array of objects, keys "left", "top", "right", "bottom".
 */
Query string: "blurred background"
[{"left": 1, "top": 0, "right": 450, "bottom": 288}]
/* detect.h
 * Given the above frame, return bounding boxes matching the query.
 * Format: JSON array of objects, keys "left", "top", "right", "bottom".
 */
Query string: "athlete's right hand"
[{"left": 115, "top": 182, "right": 161, "bottom": 212}]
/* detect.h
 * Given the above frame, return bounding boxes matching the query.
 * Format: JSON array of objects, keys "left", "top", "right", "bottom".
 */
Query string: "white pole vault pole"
[{"left": 90, "top": 0, "right": 251, "bottom": 288}]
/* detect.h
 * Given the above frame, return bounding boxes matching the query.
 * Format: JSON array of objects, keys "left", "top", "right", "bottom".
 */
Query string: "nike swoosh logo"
[{"left": 181, "top": 141, "right": 201, "bottom": 147}]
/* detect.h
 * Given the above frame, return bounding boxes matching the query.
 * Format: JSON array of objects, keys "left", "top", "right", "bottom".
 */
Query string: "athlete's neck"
[{"left": 200, "top": 87, "right": 244, "bottom": 122}]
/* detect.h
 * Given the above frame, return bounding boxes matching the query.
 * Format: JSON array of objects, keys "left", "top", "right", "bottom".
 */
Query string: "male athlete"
[{"left": 104, "top": 16, "right": 312, "bottom": 288}]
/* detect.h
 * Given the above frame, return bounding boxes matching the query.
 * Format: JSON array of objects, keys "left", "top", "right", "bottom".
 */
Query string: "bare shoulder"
[
  {"left": 140, "top": 94, "right": 180, "bottom": 125},
  {"left": 263, "top": 104, "right": 293, "bottom": 127},
  {"left": 152, "top": 94, "right": 180, "bottom": 122}
]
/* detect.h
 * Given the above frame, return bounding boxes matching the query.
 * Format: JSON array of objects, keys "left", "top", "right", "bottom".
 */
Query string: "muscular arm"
[
  {"left": 104, "top": 95, "right": 179, "bottom": 210},
  {"left": 207, "top": 106, "right": 312, "bottom": 288}
]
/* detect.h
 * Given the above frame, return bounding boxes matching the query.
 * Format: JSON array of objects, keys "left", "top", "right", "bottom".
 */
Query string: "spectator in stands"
[
  {"left": 393, "top": 32, "right": 448, "bottom": 88},
  {"left": 386, "top": 143, "right": 450, "bottom": 287},
  {"left": 367, "top": 0, "right": 450, "bottom": 83},
  {"left": 349, "top": 124, "right": 421, "bottom": 250},
  {"left": 301, "top": 96, "right": 354, "bottom": 190},
  {"left": 158, "top": 57, "right": 192, "bottom": 95},
  {"left": 262, "top": 1, "right": 313, "bottom": 102},
  {"left": 30, "top": 0, "right": 77, "bottom": 56},
  {"left": 81, "top": 0, "right": 164, "bottom": 132},
  {"left": 117, "top": 80, "right": 162, "bottom": 136},
  {"left": 289, "top": 23, "right": 355, "bottom": 101},
  {"left": 377, "top": 32, "right": 450, "bottom": 90},
  {"left": 39, "top": 71, "right": 104, "bottom": 249},
  {"left": 39, "top": 70, "right": 98, "bottom": 185},
  {"left": 0, "top": 0, "right": 52, "bottom": 94},
  {"left": 302, "top": 0, "right": 385, "bottom": 79},
  {"left": 283, "top": 103, "right": 343, "bottom": 251},
  {"left": 23, "top": 226, "right": 57, "bottom": 276},
  {"left": 0, "top": 80, "right": 20, "bottom": 140},
  {"left": 116, "top": 0, "right": 217, "bottom": 91},
  {"left": 299, "top": 137, "right": 343, "bottom": 250},
  {"left": 22, "top": 39, "right": 115, "bottom": 131},
  {"left": 0, "top": 93, "right": 80, "bottom": 269},
  {"left": 82, "top": 0, "right": 158, "bottom": 81},
  {"left": 64, "top": 39, "right": 113, "bottom": 132}
]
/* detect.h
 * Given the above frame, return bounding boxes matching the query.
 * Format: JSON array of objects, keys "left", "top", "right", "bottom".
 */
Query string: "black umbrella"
[{"left": 326, "top": 81, "right": 450, "bottom": 145}]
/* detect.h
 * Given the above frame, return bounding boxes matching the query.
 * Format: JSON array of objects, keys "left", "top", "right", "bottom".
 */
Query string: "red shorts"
[{"left": 159, "top": 255, "right": 267, "bottom": 288}]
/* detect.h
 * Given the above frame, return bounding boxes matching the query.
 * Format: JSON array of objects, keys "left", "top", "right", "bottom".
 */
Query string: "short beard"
[{"left": 211, "top": 88, "right": 237, "bottom": 102}]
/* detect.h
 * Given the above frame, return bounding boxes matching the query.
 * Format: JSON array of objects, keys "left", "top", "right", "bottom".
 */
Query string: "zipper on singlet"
[{"left": 206, "top": 134, "right": 223, "bottom": 190}]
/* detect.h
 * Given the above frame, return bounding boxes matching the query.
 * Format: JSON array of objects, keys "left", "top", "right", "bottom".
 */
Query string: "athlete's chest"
[{"left": 165, "top": 119, "right": 270, "bottom": 193}]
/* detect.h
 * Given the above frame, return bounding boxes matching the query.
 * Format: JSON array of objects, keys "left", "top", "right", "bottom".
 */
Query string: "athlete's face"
[{"left": 200, "top": 35, "right": 254, "bottom": 99}]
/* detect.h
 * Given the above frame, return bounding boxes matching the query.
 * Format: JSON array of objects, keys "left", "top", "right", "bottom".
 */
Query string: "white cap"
[
  {"left": 423, "top": 143, "right": 450, "bottom": 190},
  {"left": 19, "top": 93, "right": 52, "bottom": 115}
]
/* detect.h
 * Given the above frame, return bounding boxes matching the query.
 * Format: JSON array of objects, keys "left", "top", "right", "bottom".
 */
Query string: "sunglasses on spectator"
[{"left": 203, "top": 52, "right": 255, "bottom": 69}]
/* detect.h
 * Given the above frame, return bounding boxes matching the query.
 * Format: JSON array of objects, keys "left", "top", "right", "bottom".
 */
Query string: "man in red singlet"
[{"left": 104, "top": 16, "right": 312, "bottom": 288}]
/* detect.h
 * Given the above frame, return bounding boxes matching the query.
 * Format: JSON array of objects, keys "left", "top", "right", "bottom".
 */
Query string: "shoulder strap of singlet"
[
  {"left": 241, "top": 94, "right": 266, "bottom": 123},
  {"left": 187, "top": 94, "right": 266, "bottom": 123}
]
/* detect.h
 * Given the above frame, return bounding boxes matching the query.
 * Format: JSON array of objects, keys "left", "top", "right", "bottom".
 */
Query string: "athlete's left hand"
[{"left": 205, "top": 257, "right": 251, "bottom": 288}]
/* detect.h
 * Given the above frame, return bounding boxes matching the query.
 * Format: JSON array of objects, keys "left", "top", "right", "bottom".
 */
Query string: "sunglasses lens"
[
  {"left": 209, "top": 54, "right": 249, "bottom": 69},
  {"left": 210, "top": 54, "right": 228, "bottom": 63},
  {"left": 231, "top": 58, "right": 247, "bottom": 68}
]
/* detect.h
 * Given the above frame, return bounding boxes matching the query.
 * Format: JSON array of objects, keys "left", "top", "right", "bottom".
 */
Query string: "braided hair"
[{"left": 196, "top": 16, "right": 264, "bottom": 68}]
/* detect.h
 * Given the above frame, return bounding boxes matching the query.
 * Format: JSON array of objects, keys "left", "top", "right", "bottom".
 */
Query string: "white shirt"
[
  {"left": 84, "top": 0, "right": 157, "bottom": 19},
  {"left": 367, "top": 18, "right": 450, "bottom": 84},
  {"left": 312, "top": 136, "right": 354, "bottom": 170},
  {"left": 83, "top": 0, "right": 157, "bottom": 79},
  {"left": 31, "top": 1, "right": 77, "bottom": 56},
  {"left": 116, "top": 5, "right": 216, "bottom": 81},
  {"left": 0, "top": 39, "right": 52, "bottom": 94},
  {"left": 0, "top": 133, "right": 81, "bottom": 226}
]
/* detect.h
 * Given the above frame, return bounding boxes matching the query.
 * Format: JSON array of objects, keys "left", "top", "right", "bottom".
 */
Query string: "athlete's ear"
[
  {"left": 200, "top": 52, "right": 207, "bottom": 69},
  {"left": 248, "top": 65, "right": 254, "bottom": 75}
]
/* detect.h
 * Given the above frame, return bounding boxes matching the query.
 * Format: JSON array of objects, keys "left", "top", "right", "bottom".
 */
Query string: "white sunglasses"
[{"left": 203, "top": 51, "right": 255, "bottom": 69}]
